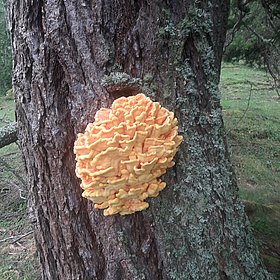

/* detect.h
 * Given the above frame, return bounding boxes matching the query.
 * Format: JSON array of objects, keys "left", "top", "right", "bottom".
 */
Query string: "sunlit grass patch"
[{"left": 221, "top": 63, "right": 280, "bottom": 278}]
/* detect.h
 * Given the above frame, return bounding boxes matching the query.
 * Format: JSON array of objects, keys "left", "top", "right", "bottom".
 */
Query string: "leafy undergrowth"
[
  {"left": 221, "top": 63, "right": 280, "bottom": 279},
  {"left": 0, "top": 96, "right": 39, "bottom": 280}
]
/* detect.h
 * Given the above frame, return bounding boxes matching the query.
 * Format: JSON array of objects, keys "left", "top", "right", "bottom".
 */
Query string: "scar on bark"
[{"left": 101, "top": 72, "right": 142, "bottom": 99}]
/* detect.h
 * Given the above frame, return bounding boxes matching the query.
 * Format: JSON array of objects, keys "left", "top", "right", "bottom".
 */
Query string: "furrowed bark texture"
[{"left": 9, "top": 1, "right": 271, "bottom": 279}]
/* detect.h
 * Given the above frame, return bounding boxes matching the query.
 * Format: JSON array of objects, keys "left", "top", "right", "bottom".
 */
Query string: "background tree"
[
  {"left": 224, "top": 0, "right": 280, "bottom": 90},
  {"left": 8, "top": 0, "right": 272, "bottom": 279},
  {"left": 0, "top": 0, "right": 12, "bottom": 95}
]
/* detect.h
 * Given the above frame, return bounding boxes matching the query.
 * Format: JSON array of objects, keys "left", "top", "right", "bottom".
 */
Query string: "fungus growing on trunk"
[{"left": 74, "top": 94, "right": 183, "bottom": 216}]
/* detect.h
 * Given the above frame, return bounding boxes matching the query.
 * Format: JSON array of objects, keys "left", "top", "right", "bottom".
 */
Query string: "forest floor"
[{"left": 0, "top": 63, "right": 279, "bottom": 279}]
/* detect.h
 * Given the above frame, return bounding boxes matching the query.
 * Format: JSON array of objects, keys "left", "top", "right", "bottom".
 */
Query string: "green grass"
[
  {"left": 0, "top": 95, "right": 15, "bottom": 122},
  {"left": 0, "top": 96, "right": 18, "bottom": 167},
  {"left": 220, "top": 63, "right": 280, "bottom": 278},
  {"left": 0, "top": 95, "right": 39, "bottom": 280},
  {"left": 0, "top": 97, "right": 24, "bottom": 188},
  {"left": 220, "top": 63, "right": 280, "bottom": 206}
]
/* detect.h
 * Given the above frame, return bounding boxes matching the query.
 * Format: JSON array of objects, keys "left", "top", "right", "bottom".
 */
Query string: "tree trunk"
[{"left": 9, "top": 1, "right": 271, "bottom": 279}]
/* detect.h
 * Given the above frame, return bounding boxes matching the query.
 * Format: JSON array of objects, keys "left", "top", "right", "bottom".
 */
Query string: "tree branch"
[
  {"left": 0, "top": 122, "right": 17, "bottom": 148},
  {"left": 224, "top": 7, "right": 246, "bottom": 50},
  {"left": 0, "top": 231, "right": 33, "bottom": 243}
]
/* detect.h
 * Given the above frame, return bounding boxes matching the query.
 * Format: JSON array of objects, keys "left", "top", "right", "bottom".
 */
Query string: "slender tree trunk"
[{"left": 9, "top": 0, "right": 271, "bottom": 279}]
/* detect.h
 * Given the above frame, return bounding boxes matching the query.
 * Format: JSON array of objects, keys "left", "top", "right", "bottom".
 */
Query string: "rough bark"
[
  {"left": 9, "top": 1, "right": 271, "bottom": 280},
  {"left": 0, "top": 122, "right": 17, "bottom": 148}
]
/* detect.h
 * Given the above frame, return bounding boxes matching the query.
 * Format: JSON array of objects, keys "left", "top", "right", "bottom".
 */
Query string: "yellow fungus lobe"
[{"left": 74, "top": 93, "right": 183, "bottom": 216}]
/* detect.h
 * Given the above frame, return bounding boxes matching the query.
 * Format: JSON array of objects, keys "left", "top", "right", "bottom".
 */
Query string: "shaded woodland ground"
[{"left": 0, "top": 63, "right": 279, "bottom": 279}]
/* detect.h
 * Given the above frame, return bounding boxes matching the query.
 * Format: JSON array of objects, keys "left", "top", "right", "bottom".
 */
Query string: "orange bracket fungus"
[{"left": 74, "top": 94, "right": 183, "bottom": 216}]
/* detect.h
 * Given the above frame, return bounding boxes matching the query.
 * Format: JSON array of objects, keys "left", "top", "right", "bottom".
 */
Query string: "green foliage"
[
  {"left": 0, "top": 1, "right": 12, "bottom": 96},
  {"left": 224, "top": 0, "right": 280, "bottom": 75},
  {"left": 262, "top": 255, "right": 280, "bottom": 279},
  {"left": 224, "top": 32, "right": 264, "bottom": 66}
]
